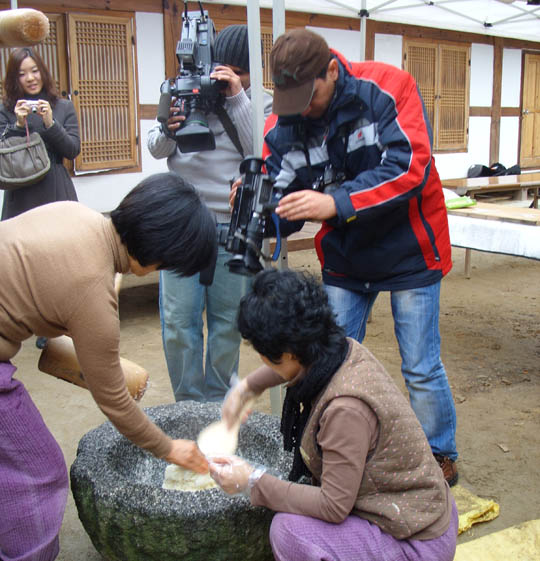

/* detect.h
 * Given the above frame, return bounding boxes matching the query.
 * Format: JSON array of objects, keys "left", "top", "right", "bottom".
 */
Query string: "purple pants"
[
  {"left": 0, "top": 362, "right": 68, "bottom": 561},
  {"left": 269, "top": 499, "right": 458, "bottom": 561}
]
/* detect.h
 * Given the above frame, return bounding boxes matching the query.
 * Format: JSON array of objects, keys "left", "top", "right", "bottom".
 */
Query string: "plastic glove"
[
  {"left": 209, "top": 456, "right": 266, "bottom": 496},
  {"left": 222, "top": 375, "right": 257, "bottom": 430}
]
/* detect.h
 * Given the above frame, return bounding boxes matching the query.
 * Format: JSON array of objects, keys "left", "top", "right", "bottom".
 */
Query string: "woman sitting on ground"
[{"left": 210, "top": 268, "right": 458, "bottom": 561}]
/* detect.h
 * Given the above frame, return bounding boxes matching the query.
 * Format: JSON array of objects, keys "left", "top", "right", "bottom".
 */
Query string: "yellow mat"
[
  {"left": 451, "top": 484, "right": 500, "bottom": 534},
  {"left": 454, "top": 519, "right": 540, "bottom": 561}
]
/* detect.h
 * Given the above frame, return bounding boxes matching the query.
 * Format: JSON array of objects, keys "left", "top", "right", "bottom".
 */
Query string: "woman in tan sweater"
[
  {"left": 210, "top": 269, "right": 458, "bottom": 561},
  {"left": 0, "top": 172, "right": 216, "bottom": 561}
]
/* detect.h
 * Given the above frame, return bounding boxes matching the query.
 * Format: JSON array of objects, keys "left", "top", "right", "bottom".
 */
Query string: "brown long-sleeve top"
[{"left": 0, "top": 202, "right": 172, "bottom": 458}]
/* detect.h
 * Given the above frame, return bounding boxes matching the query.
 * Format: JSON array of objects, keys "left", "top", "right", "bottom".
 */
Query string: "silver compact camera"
[{"left": 23, "top": 100, "right": 40, "bottom": 113}]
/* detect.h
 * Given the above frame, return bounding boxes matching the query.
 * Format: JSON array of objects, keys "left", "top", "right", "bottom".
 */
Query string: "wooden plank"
[
  {"left": 489, "top": 38, "right": 503, "bottom": 164},
  {"left": 140, "top": 104, "right": 158, "bottom": 120},
  {"left": 442, "top": 172, "right": 540, "bottom": 203},
  {"left": 0, "top": 1, "right": 156, "bottom": 14},
  {"left": 443, "top": 172, "right": 540, "bottom": 189},
  {"left": 369, "top": 19, "right": 540, "bottom": 50},
  {"left": 447, "top": 202, "right": 540, "bottom": 225}
]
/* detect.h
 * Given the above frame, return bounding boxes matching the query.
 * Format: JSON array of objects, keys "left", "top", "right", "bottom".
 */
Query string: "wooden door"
[{"left": 520, "top": 53, "right": 540, "bottom": 169}]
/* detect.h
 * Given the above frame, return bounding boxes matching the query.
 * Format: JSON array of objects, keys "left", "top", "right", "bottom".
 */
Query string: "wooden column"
[
  {"left": 163, "top": 0, "right": 182, "bottom": 79},
  {"left": 490, "top": 37, "right": 503, "bottom": 165}
]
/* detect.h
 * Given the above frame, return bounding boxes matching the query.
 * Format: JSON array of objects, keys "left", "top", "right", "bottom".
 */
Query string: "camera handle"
[{"left": 157, "top": 81, "right": 173, "bottom": 124}]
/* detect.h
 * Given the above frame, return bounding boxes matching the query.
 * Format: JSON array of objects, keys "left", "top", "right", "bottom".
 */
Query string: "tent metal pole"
[
  {"left": 247, "top": 0, "right": 265, "bottom": 157},
  {"left": 273, "top": 0, "right": 286, "bottom": 40},
  {"left": 359, "top": 0, "right": 367, "bottom": 62},
  {"left": 268, "top": 0, "right": 288, "bottom": 415}
]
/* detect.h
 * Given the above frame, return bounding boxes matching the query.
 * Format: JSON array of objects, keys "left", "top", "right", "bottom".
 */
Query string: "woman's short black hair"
[
  {"left": 110, "top": 172, "right": 217, "bottom": 277},
  {"left": 237, "top": 268, "right": 346, "bottom": 367}
]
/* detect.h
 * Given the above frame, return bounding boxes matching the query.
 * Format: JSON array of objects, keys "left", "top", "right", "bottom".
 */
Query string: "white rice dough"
[
  {"left": 162, "top": 464, "right": 217, "bottom": 492},
  {"left": 196, "top": 397, "right": 256, "bottom": 458},
  {"left": 162, "top": 399, "right": 255, "bottom": 491},
  {"left": 196, "top": 420, "right": 239, "bottom": 457}
]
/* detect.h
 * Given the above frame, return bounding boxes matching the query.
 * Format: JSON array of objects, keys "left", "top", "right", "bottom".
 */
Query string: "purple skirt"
[
  {"left": 0, "top": 361, "right": 68, "bottom": 561},
  {"left": 269, "top": 496, "right": 458, "bottom": 561}
]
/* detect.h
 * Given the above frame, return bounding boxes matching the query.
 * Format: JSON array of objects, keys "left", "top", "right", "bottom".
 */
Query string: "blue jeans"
[
  {"left": 324, "top": 282, "right": 457, "bottom": 460},
  {"left": 160, "top": 245, "right": 252, "bottom": 402}
]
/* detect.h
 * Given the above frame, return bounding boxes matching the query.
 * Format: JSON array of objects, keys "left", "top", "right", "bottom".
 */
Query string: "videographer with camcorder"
[{"left": 147, "top": 17, "right": 273, "bottom": 403}]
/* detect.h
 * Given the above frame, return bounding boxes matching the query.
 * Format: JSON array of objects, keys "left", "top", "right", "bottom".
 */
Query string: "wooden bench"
[{"left": 442, "top": 172, "right": 540, "bottom": 208}]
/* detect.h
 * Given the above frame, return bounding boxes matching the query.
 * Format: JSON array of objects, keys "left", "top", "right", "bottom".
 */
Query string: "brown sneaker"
[{"left": 434, "top": 454, "right": 458, "bottom": 487}]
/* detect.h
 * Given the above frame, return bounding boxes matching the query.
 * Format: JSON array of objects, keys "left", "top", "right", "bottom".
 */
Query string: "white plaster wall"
[
  {"left": 136, "top": 12, "right": 166, "bottom": 105},
  {"left": 374, "top": 34, "right": 402, "bottom": 68},
  {"left": 499, "top": 116, "right": 520, "bottom": 166},
  {"left": 303, "top": 28, "right": 403, "bottom": 68},
  {"left": 470, "top": 43, "right": 493, "bottom": 107},
  {"left": 501, "top": 48, "right": 521, "bottom": 107},
  {"left": 74, "top": 120, "right": 168, "bottom": 212},
  {"left": 435, "top": 117, "right": 491, "bottom": 179},
  {"left": 306, "top": 26, "right": 362, "bottom": 62}
]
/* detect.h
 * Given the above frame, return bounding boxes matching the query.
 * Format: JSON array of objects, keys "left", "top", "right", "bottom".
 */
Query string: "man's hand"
[
  {"left": 163, "top": 97, "right": 186, "bottom": 134},
  {"left": 228, "top": 176, "right": 242, "bottom": 209},
  {"left": 210, "top": 65, "right": 243, "bottom": 97},
  {"left": 275, "top": 190, "right": 337, "bottom": 221},
  {"left": 165, "top": 439, "right": 209, "bottom": 474}
]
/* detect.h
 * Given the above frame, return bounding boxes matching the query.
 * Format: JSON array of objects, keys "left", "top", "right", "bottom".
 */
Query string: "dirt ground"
[{"left": 12, "top": 244, "right": 540, "bottom": 560}]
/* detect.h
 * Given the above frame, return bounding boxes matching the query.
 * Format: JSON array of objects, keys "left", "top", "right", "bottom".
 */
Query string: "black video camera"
[
  {"left": 157, "top": 2, "right": 225, "bottom": 153},
  {"left": 312, "top": 164, "right": 346, "bottom": 194},
  {"left": 224, "top": 157, "right": 283, "bottom": 276}
]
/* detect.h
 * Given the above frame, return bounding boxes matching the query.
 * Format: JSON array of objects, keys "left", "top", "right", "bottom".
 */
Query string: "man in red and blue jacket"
[{"left": 263, "top": 28, "right": 458, "bottom": 485}]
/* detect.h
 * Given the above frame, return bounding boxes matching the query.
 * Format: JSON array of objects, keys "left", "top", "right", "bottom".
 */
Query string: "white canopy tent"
[
  {"left": 220, "top": 0, "right": 540, "bottom": 42},
  {"left": 215, "top": 0, "right": 540, "bottom": 154}
]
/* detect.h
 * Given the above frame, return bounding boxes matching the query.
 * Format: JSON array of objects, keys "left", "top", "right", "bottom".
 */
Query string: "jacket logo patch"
[{"left": 348, "top": 122, "right": 378, "bottom": 152}]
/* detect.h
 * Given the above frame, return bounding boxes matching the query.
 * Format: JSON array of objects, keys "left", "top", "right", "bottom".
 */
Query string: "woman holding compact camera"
[{"left": 0, "top": 47, "right": 80, "bottom": 220}]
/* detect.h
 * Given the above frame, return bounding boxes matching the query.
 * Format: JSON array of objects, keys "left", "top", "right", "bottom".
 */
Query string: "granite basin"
[{"left": 70, "top": 401, "right": 292, "bottom": 561}]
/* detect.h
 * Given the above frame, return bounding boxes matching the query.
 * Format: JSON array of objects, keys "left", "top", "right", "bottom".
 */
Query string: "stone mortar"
[{"left": 70, "top": 401, "right": 292, "bottom": 561}]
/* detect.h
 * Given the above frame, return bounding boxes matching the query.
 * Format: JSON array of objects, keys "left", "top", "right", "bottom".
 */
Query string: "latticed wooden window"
[
  {"left": 0, "top": 12, "right": 138, "bottom": 172},
  {"left": 68, "top": 14, "right": 137, "bottom": 171},
  {"left": 404, "top": 39, "right": 470, "bottom": 152},
  {"left": 261, "top": 30, "right": 273, "bottom": 91}
]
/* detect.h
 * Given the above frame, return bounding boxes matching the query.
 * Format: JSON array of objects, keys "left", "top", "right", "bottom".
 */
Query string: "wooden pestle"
[{"left": 38, "top": 335, "right": 149, "bottom": 401}]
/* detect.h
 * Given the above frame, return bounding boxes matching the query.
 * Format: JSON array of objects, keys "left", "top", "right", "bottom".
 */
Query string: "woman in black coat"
[{"left": 0, "top": 47, "right": 80, "bottom": 220}]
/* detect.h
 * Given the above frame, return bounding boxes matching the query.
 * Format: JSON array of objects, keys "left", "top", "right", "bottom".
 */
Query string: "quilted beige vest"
[{"left": 300, "top": 339, "right": 447, "bottom": 539}]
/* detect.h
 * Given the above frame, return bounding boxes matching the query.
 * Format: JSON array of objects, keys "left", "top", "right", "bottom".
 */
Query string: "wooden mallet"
[
  {"left": 0, "top": 8, "right": 49, "bottom": 47},
  {"left": 38, "top": 335, "right": 149, "bottom": 401}
]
